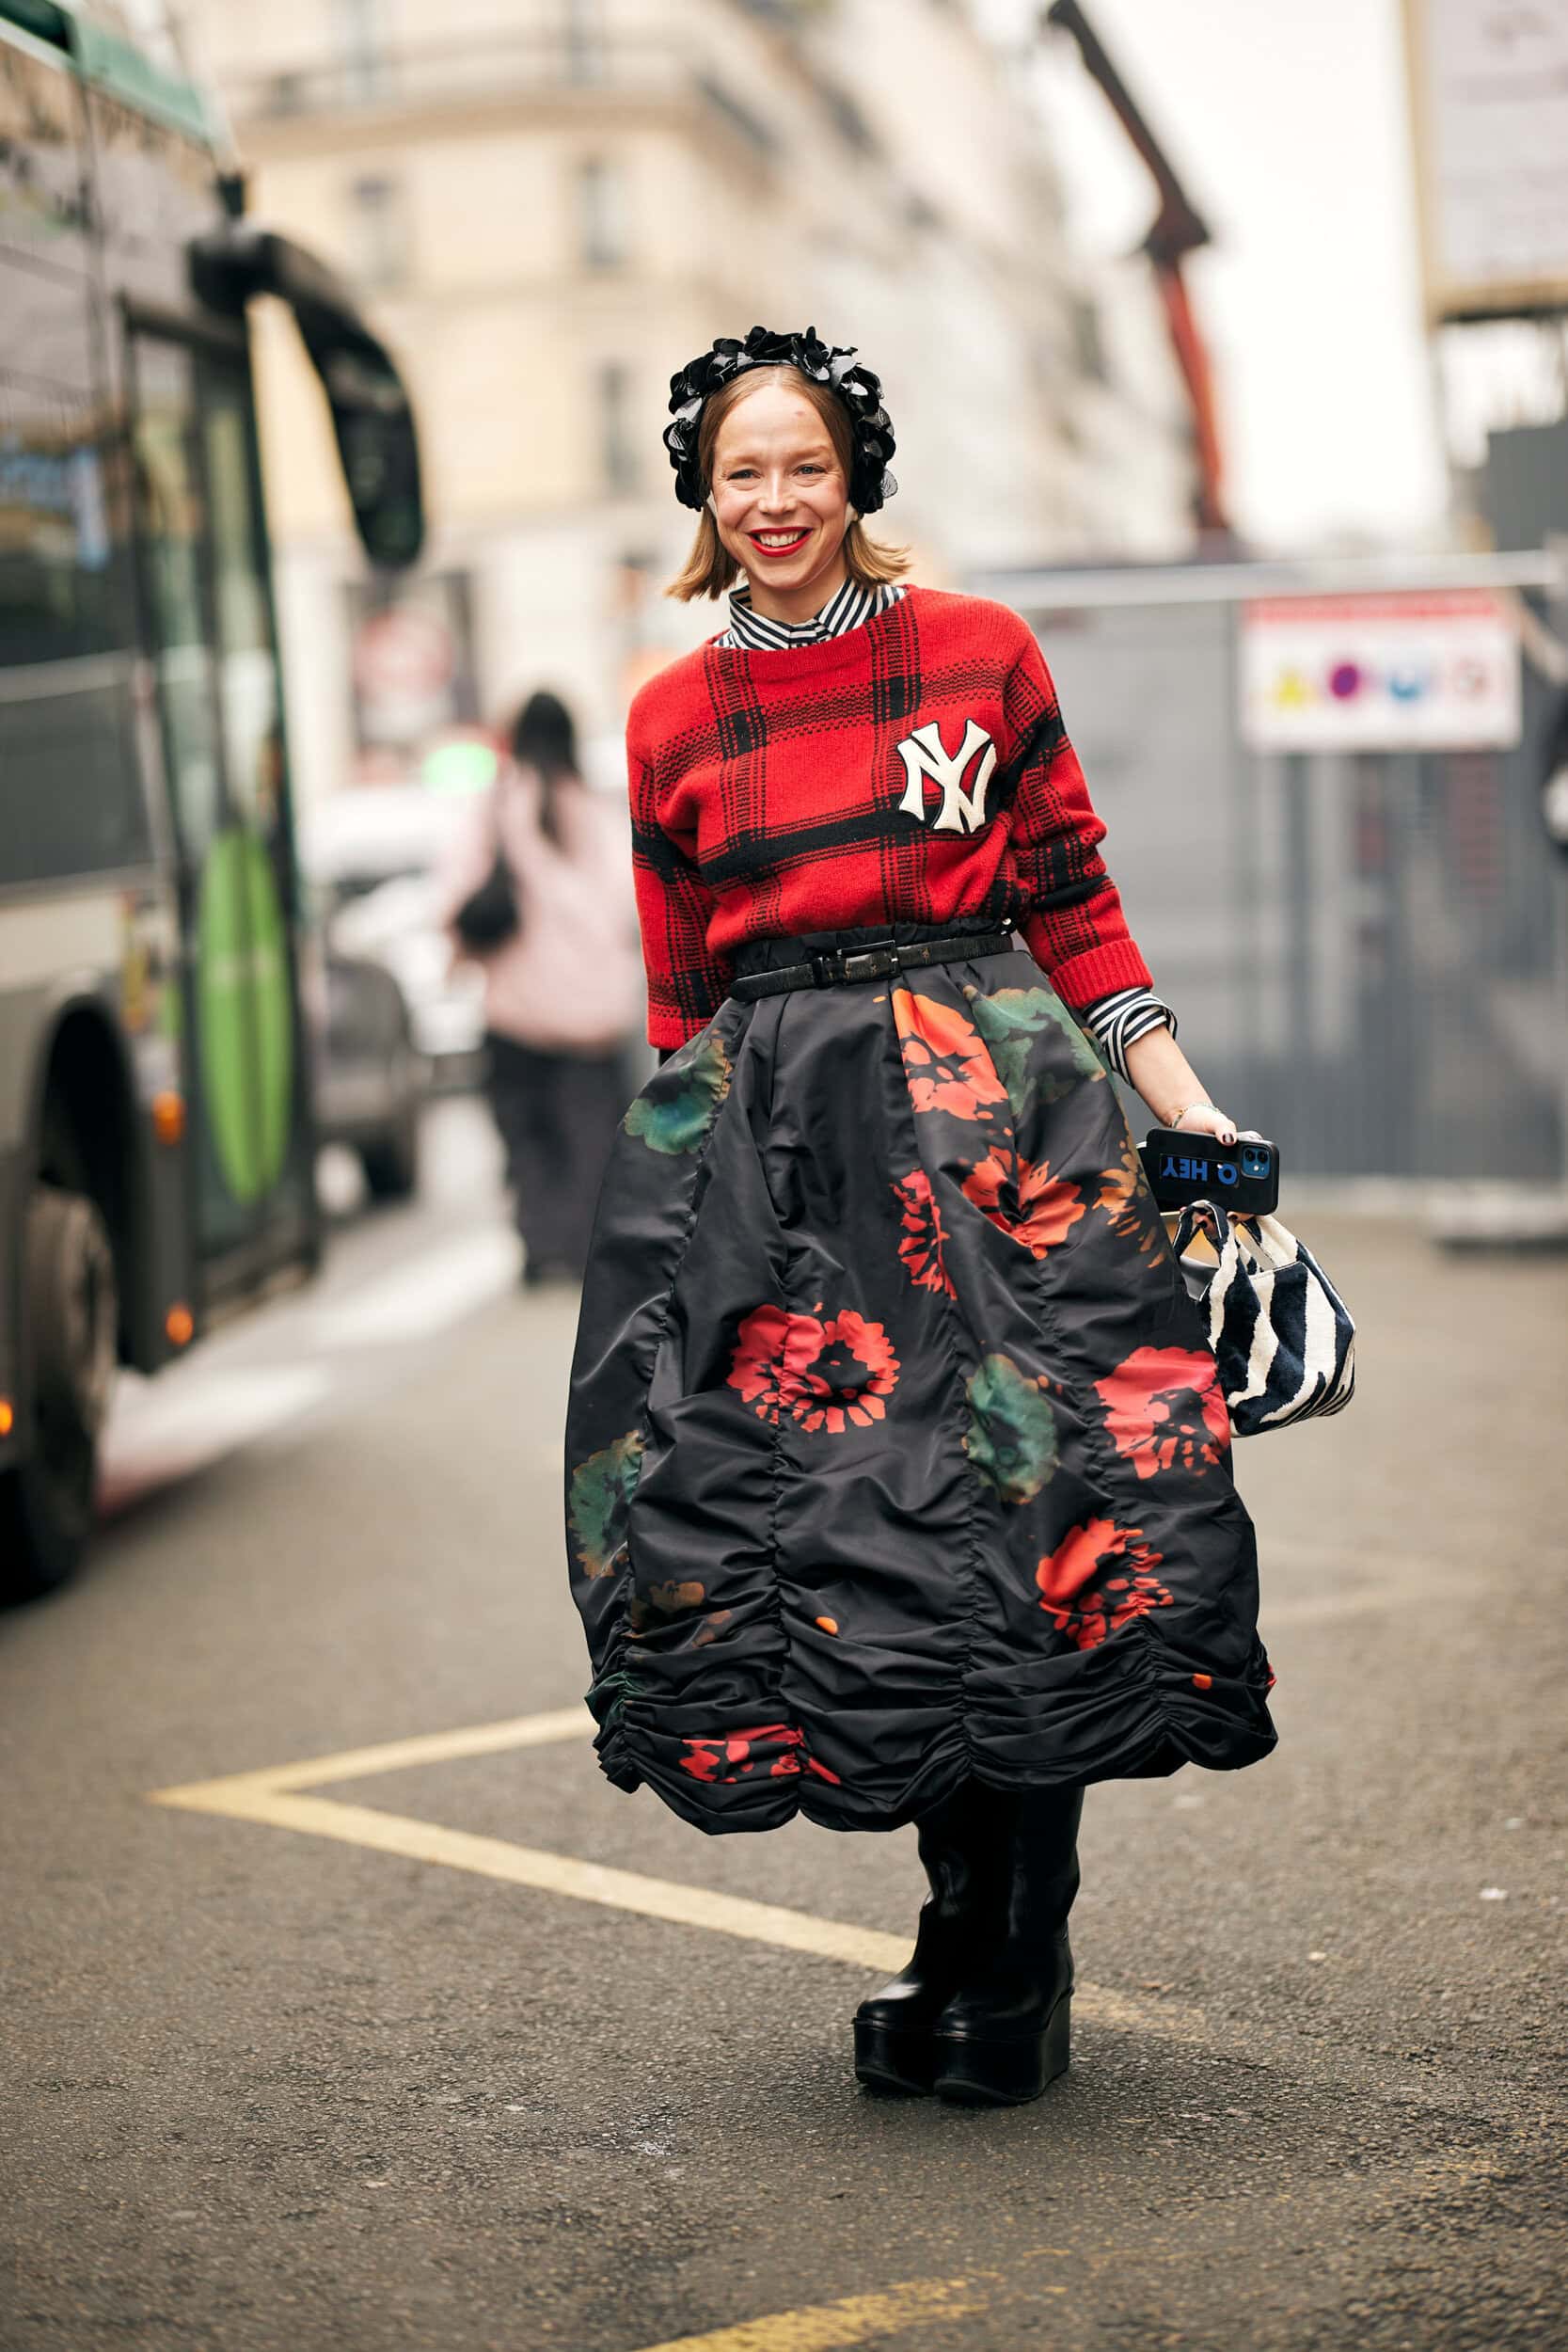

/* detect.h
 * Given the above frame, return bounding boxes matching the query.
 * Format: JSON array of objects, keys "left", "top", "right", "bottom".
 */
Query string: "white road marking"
[
  {"left": 98, "top": 1367, "right": 332, "bottom": 1515},
  {"left": 97, "top": 1219, "right": 523, "bottom": 1516},
  {"left": 309, "top": 1227, "right": 518, "bottom": 1349}
]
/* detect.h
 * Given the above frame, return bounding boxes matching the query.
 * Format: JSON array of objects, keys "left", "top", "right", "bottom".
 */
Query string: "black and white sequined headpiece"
[{"left": 663, "top": 325, "right": 897, "bottom": 516}]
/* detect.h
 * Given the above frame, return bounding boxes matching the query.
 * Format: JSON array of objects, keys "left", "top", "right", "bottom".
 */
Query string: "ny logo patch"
[{"left": 895, "top": 719, "right": 997, "bottom": 834}]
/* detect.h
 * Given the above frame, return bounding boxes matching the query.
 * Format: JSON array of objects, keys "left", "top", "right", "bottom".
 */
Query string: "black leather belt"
[{"left": 730, "top": 925, "right": 1017, "bottom": 1002}]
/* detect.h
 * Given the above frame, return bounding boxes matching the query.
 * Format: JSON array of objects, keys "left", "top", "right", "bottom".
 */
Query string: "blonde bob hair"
[{"left": 665, "top": 367, "right": 911, "bottom": 603}]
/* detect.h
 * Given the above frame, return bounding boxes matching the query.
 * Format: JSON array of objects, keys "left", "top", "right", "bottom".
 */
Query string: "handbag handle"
[{"left": 1172, "top": 1200, "right": 1228, "bottom": 1261}]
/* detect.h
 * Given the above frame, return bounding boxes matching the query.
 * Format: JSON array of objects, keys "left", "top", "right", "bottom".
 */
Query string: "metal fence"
[{"left": 978, "top": 554, "right": 1568, "bottom": 1184}]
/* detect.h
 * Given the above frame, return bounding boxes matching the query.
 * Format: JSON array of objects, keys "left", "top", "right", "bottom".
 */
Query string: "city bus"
[{"left": 0, "top": 0, "right": 423, "bottom": 1595}]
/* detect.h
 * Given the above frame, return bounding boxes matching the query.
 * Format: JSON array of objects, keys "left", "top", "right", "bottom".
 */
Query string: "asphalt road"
[{"left": 2, "top": 1102, "right": 1564, "bottom": 2352}]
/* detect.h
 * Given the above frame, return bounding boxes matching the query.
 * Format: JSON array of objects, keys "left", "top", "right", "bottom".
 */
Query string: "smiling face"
[{"left": 707, "top": 374, "right": 852, "bottom": 624}]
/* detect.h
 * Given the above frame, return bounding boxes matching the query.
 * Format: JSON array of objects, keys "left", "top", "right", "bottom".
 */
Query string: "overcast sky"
[{"left": 982, "top": 0, "right": 1454, "bottom": 551}]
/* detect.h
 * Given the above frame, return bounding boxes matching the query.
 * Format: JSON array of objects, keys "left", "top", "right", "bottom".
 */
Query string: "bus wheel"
[{"left": 0, "top": 1185, "right": 119, "bottom": 1600}]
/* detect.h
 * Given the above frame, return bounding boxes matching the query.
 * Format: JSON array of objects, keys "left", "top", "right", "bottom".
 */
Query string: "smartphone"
[{"left": 1139, "top": 1128, "right": 1280, "bottom": 1216}]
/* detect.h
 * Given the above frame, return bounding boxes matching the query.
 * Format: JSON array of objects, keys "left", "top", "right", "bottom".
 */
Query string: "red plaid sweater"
[{"left": 628, "top": 584, "right": 1151, "bottom": 1048}]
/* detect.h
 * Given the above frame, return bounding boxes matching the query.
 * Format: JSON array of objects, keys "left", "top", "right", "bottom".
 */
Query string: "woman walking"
[
  {"left": 439, "top": 691, "right": 641, "bottom": 1282},
  {"left": 564, "top": 327, "right": 1275, "bottom": 2106}
]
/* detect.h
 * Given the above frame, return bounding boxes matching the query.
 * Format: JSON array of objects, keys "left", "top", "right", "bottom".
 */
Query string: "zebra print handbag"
[{"left": 1172, "top": 1201, "right": 1355, "bottom": 1436}]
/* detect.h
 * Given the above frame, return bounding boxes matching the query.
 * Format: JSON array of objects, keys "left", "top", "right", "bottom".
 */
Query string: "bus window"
[
  {"left": 0, "top": 251, "right": 150, "bottom": 888},
  {"left": 200, "top": 369, "right": 282, "bottom": 835},
  {"left": 0, "top": 38, "right": 148, "bottom": 891},
  {"left": 0, "top": 29, "right": 87, "bottom": 277},
  {"left": 85, "top": 81, "right": 222, "bottom": 318},
  {"left": 130, "top": 336, "right": 224, "bottom": 863}
]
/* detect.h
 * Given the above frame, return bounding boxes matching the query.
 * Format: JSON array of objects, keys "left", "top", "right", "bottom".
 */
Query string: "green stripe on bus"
[{"left": 198, "top": 831, "right": 293, "bottom": 1209}]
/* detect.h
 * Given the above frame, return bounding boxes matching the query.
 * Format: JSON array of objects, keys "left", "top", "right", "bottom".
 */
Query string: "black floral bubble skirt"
[{"left": 564, "top": 925, "right": 1276, "bottom": 1836}]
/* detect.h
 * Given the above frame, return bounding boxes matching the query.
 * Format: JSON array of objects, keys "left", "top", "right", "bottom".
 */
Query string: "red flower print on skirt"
[
  {"left": 892, "top": 1168, "right": 954, "bottom": 1296},
  {"left": 1096, "top": 1344, "right": 1231, "bottom": 1478},
  {"left": 727, "top": 1305, "right": 899, "bottom": 1434},
  {"left": 893, "top": 991, "right": 1008, "bottom": 1121},
  {"left": 960, "top": 1147, "right": 1085, "bottom": 1258},
  {"left": 1036, "top": 1518, "right": 1172, "bottom": 1651},
  {"left": 727, "top": 1305, "right": 828, "bottom": 1426},
  {"left": 793, "top": 1309, "right": 899, "bottom": 1434},
  {"left": 1092, "top": 1136, "right": 1164, "bottom": 1260},
  {"left": 678, "top": 1723, "right": 843, "bottom": 1785}
]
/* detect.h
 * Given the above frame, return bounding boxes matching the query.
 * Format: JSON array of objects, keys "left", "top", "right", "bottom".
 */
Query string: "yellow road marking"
[
  {"left": 626, "top": 2256, "right": 1070, "bottom": 2352},
  {"left": 154, "top": 1778, "right": 913, "bottom": 1972},
  {"left": 148, "top": 1710, "right": 1201, "bottom": 2040},
  {"left": 628, "top": 2274, "right": 1002, "bottom": 2352},
  {"left": 243, "top": 1706, "right": 593, "bottom": 1791}
]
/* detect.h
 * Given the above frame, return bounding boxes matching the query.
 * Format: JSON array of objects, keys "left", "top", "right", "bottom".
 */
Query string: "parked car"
[
  {"left": 303, "top": 934, "right": 423, "bottom": 1200},
  {"left": 302, "top": 787, "right": 487, "bottom": 1089}
]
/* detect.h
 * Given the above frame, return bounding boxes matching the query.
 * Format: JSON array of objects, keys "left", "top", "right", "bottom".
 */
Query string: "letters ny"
[{"left": 895, "top": 720, "right": 997, "bottom": 834}]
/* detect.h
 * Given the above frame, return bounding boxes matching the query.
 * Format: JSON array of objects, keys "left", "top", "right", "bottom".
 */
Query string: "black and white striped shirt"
[
  {"left": 1081, "top": 985, "right": 1177, "bottom": 1080},
  {"left": 713, "top": 578, "right": 1174, "bottom": 1081},
  {"left": 716, "top": 577, "right": 907, "bottom": 651}
]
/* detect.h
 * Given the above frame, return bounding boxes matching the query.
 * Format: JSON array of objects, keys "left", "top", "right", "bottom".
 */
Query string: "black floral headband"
[{"left": 663, "top": 325, "right": 898, "bottom": 516}]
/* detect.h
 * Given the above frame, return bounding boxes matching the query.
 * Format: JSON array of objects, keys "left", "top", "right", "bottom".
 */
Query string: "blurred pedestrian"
[
  {"left": 437, "top": 692, "right": 641, "bottom": 1282},
  {"left": 563, "top": 327, "right": 1275, "bottom": 2107}
]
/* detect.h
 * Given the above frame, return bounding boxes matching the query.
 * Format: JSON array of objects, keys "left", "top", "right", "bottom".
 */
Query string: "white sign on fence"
[
  {"left": 1240, "top": 591, "right": 1521, "bottom": 753},
  {"left": 1404, "top": 0, "right": 1568, "bottom": 317}
]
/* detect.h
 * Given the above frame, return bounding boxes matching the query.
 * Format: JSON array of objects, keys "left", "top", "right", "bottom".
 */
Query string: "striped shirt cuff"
[{"left": 1081, "top": 986, "right": 1176, "bottom": 1083}]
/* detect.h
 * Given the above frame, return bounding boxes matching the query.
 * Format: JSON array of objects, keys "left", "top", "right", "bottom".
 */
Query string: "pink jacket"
[{"left": 436, "top": 764, "right": 643, "bottom": 1052}]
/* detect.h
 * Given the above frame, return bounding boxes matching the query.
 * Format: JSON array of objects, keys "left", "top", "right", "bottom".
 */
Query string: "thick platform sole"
[
  {"left": 931, "top": 1994, "right": 1071, "bottom": 2108},
  {"left": 852, "top": 2018, "right": 938, "bottom": 2097}
]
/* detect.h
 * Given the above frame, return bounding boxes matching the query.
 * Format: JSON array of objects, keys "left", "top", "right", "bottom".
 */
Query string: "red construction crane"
[{"left": 1045, "top": 1, "right": 1235, "bottom": 545}]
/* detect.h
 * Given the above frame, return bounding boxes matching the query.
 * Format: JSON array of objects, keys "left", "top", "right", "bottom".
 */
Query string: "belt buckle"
[{"left": 842, "top": 941, "right": 899, "bottom": 984}]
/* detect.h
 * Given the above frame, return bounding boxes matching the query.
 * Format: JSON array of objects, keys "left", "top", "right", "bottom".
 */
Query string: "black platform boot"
[
  {"left": 853, "top": 1781, "right": 1013, "bottom": 2096},
  {"left": 930, "top": 1786, "right": 1085, "bottom": 2107}
]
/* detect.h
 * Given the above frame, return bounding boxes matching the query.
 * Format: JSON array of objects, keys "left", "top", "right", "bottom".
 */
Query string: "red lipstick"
[{"left": 747, "top": 528, "right": 811, "bottom": 560}]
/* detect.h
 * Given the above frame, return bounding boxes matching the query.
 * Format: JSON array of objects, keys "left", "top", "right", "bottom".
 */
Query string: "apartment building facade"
[{"left": 179, "top": 0, "right": 1193, "bottom": 801}]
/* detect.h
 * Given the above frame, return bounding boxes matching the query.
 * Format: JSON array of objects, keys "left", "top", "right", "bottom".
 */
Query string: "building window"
[
  {"left": 598, "top": 362, "right": 638, "bottom": 496},
  {"left": 564, "top": 0, "right": 607, "bottom": 84},
  {"left": 333, "top": 0, "right": 388, "bottom": 101},
  {"left": 348, "top": 175, "right": 407, "bottom": 291},
  {"left": 577, "top": 157, "right": 628, "bottom": 269}
]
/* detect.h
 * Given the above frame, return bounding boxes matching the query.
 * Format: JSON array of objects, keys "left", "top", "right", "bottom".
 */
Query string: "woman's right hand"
[
  {"left": 1169, "top": 1101, "right": 1239, "bottom": 1150},
  {"left": 1125, "top": 1027, "right": 1237, "bottom": 1150}
]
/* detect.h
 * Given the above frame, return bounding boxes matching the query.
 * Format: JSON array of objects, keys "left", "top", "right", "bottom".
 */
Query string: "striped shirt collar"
[{"left": 717, "top": 577, "right": 905, "bottom": 652}]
